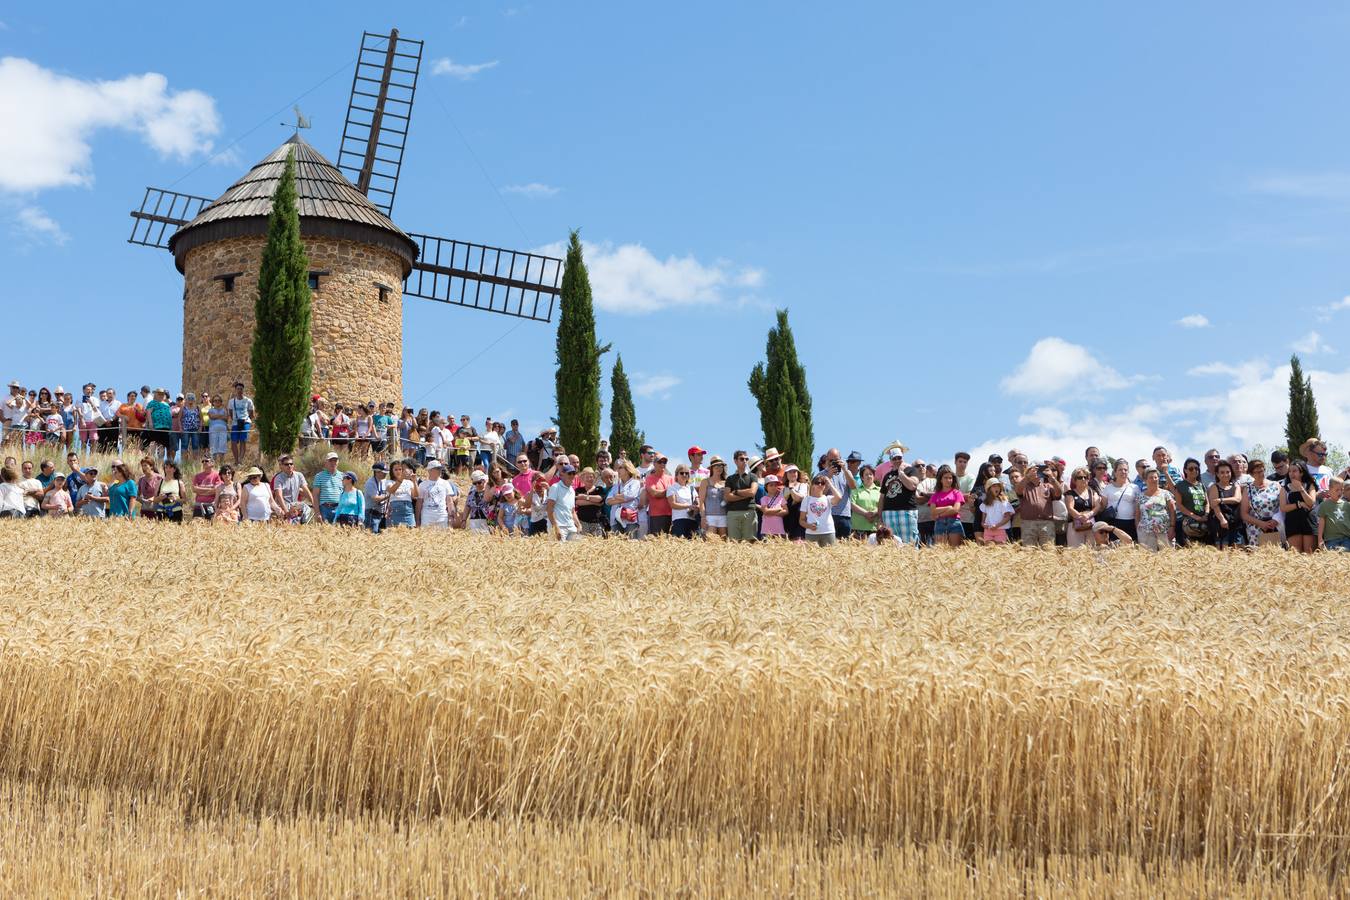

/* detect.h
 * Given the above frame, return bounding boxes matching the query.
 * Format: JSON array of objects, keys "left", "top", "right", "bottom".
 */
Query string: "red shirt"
[{"left": 644, "top": 472, "right": 675, "bottom": 517}]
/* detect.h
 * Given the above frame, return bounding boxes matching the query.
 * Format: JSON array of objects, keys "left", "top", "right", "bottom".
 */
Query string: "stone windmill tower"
[{"left": 128, "top": 28, "right": 562, "bottom": 405}]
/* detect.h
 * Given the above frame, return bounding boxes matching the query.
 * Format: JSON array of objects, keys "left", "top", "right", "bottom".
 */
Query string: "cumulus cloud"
[
  {"left": 1175, "top": 314, "right": 1210, "bottom": 329},
  {"left": 1000, "top": 337, "right": 1138, "bottom": 398},
  {"left": 631, "top": 373, "right": 681, "bottom": 400},
  {"left": 1292, "top": 330, "right": 1335, "bottom": 355},
  {"left": 502, "top": 182, "right": 559, "bottom": 198},
  {"left": 432, "top": 58, "right": 498, "bottom": 80},
  {"left": 533, "top": 238, "right": 765, "bottom": 314},
  {"left": 0, "top": 57, "right": 221, "bottom": 193},
  {"left": 984, "top": 357, "right": 1350, "bottom": 464},
  {"left": 13, "top": 205, "right": 68, "bottom": 244}
]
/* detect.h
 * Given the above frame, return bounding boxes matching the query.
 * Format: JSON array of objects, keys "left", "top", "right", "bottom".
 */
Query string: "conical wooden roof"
[{"left": 168, "top": 134, "right": 418, "bottom": 274}]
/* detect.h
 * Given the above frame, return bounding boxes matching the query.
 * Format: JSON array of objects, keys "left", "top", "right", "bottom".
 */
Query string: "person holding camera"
[{"left": 1014, "top": 460, "right": 1063, "bottom": 548}]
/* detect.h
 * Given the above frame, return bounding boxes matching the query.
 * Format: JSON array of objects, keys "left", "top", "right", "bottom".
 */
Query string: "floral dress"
[
  {"left": 1138, "top": 491, "right": 1172, "bottom": 535},
  {"left": 1245, "top": 480, "right": 1281, "bottom": 545}
]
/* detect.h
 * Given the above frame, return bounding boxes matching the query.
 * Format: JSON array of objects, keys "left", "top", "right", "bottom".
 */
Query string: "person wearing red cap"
[{"left": 687, "top": 446, "right": 709, "bottom": 488}]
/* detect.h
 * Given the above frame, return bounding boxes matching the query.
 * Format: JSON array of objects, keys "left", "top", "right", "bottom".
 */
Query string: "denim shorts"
[
  {"left": 1327, "top": 537, "right": 1350, "bottom": 552},
  {"left": 933, "top": 516, "right": 965, "bottom": 537}
]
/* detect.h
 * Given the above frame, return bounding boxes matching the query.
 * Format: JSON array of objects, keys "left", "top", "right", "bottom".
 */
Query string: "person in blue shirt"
[
  {"left": 144, "top": 388, "right": 173, "bottom": 457},
  {"left": 504, "top": 419, "right": 525, "bottom": 461},
  {"left": 335, "top": 472, "right": 366, "bottom": 526}
]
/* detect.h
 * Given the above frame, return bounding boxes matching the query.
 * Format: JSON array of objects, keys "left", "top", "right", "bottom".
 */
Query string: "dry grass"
[{"left": 2, "top": 519, "right": 1349, "bottom": 894}]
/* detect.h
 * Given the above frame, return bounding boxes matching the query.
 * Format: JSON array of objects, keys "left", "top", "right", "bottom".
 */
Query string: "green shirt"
[
  {"left": 1318, "top": 499, "right": 1350, "bottom": 541},
  {"left": 850, "top": 484, "right": 880, "bottom": 532}
]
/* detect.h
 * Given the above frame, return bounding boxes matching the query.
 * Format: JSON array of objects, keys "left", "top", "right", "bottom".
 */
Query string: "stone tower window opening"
[
  {"left": 212, "top": 272, "right": 243, "bottom": 293},
  {"left": 375, "top": 282, "right": 393, "bottom": 304},
  {"left": 308, "top": 269, "right": 331, "bottom": 292}
]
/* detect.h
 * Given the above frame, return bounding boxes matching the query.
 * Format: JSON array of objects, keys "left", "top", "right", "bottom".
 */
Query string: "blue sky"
[{"left": 5, "top": 3, "right": 1350, "bottom": 465}]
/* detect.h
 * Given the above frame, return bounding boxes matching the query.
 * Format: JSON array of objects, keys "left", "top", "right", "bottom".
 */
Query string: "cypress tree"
[
  {"left": 748, "top": 309, "right": 815, "bottom": 471},
  {"left": 1285, "top": 354, "right": 1322, "bottom": 454},
  {"left": 250, "top": 148, "right": 313, "bottom": 457},
  {"left": 608, "top": 354, "right": 644, "bottom": 461},
  {"left": 554, "top": 230, "right": 610, "bottom": 463}
]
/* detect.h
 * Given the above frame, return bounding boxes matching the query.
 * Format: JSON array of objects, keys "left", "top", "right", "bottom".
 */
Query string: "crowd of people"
[{"left": 3, "top": 379, "right": 1350, "bottom": 551}]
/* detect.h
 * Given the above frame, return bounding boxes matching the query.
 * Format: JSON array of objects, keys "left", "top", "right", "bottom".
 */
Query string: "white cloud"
[
  {"left": 1317, "top": 295, "right": 1350, "bottom": 321},
  {"left": 981, "top": 357, "right": 1350, "bottom": 465},
  {"left": 0, "top": 57, "right": 221, "bottom": 193},
  {"left": 631, "top": 373, "right": 681, "bottom": 400},
  {"left": 1187, "top": 359, "right": 1269, "bottom": 382},
  {"left": 1292, "top": 330, "right": 1335, "bottom": 355},
  {"left": 1175, "top": 314, "right": 1210, "bottom": 329},
  {"left": 502, "top": 182, "right": 559, "bottom": 198},
  {"left": 1000, "top": 337, "right": 1138, "bottom": 398},
  {"left": 13, "top": 205, "right": 67, "bottom": 244},
  {"left": 432, "top": 58, "right": 499, "bottom": 80},
  {"left": 1248, "top": 172, "right": 1350, "bottom": 200},
  {"left": 533, "top": 238, "right": 766, "bottom": 315}
]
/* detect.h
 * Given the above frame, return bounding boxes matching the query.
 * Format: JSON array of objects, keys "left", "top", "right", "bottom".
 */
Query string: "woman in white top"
[
  {"left": 1100, "top": 458, "right": 1139, "bottom": 541},
  {"left": 387, "top": 460, "right": 419, "bottom": 528},
  {"left": 668, "top": 464, "right": 700, "bottom": 539},
  {"left": 0, "top": 466, "right": 26, "bottom": 518},
  {"left": 240, "top": 468, "right": 276, "bottom": 523},
  {"left": 605, "top": 459, "right": 644, "bottom": 537}
]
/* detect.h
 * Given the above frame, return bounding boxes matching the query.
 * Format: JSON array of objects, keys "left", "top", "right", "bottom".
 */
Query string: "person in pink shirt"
[
  {"left": 191, "top": 456, "right": 223, "bottom": 521},
  {"left": 510, "top": 450, "right": 535, "bottom": 499},
  {"left": 757, "top": 475, "right": 788, "bottom": 537},
  {"left": 928, "top": 464, "right": 966, "bottom": 547},
  {"left": 642, "top": 453, "right": 675, "bottom": 536}
]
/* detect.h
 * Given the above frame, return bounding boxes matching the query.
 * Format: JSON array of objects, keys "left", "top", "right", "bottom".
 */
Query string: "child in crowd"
[
  {"left": 979, "top": 479, "right": 1014, "bottom": 544},
  {"left": 42, "top": 474, "right": 72, "bottom": 516},
  {"left": 1318, "top": 477, "right": 1350, "bottom": 552}
]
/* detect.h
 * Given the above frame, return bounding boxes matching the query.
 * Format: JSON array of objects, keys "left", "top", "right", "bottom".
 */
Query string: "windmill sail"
[
  {"left": 128, "top": 187, "right": 213, "bottom": 249},
  {"left": 405, "top": 233, "right": 563, "bottom": 323},
  {"left": 336, "top": 28, "right": 423, "bottom": 218}
]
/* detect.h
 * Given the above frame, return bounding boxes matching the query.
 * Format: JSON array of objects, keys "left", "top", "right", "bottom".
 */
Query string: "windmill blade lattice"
[
  {"left": 405, "top": 233, "right": 563, "bottom": 323},
  {"left": 127, "top": 187, "right": 213, "bottom": 249},
  {"left": 336, "top": 29, "right": 423, "bottom": 218}
]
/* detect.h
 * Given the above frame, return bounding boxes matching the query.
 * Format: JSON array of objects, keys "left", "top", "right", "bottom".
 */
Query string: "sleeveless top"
[{"left": 703, "top": 482, "right": 726, "bottom": 516}]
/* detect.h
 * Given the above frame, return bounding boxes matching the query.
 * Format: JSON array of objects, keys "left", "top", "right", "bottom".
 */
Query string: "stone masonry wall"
[{"left": 181, "top": 235, "right": 405, "bottom": 407}]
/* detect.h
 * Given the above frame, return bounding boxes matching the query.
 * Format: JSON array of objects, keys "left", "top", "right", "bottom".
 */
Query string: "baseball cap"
[
  {"left": 427, "top": 459, "right": 443, "bottom": 469},
  {"left": 764, "top": 474, "right": 781, "bottom": 484},
  {"left": 471, "top": 470, "right": 488, "bottom": 482},
  {"left": 372, "top": 462, "right": 387, "bottom": 471},
  {"left": 687, "top": 445, "right": 706, "bottom": 456},
  {"left": 889, "top": 449, "right": 904, "bottom": 460},
  {"left": 846, "top": 450, "right": 864, "bottom": 462},
  {"left": 325, "top": 452, "right": 340, "bottom": 461}
]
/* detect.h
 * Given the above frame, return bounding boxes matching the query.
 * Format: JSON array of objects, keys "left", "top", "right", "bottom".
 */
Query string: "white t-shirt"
[
  {"left": 243, "top": 482, "right": 273, "bottom": 521},
  {"left": 669, "top": 483, "right": 697, "bottom": 521},
  {"left": 547, "top": 480, "right": 576, "bottom": 532},
  {"left": 980, "top": 499, "right": 1014, "bottom": 530},
  {"left": 479, "top": 430, "right": 502, "bottom": 453},
  {"left": 1100, "top": 482, "right": 1138, "bottom": 519},
  {"left": 418, "top": 478, "right": 456, "bottom": 525},
  {"left": 4, "top": 399, "right": 26, "bottom": 427},
  {"left": 802, "top": 493, "right": 834, "bottom": 535},
  {"left": 0, "top": 482, "right": 26, "bottom": 514},
  {"left": 867, "top": 532, "right": 903, "bottom": 545},
  {"left": 17, "top": 477, "right": 42, "bottom": 512},
  {"left": 389, "top": 478, "right": 415, "bottom": 502}
]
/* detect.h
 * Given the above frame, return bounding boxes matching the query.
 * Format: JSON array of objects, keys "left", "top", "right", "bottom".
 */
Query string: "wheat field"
[{"left": 2, "top": 519, "right": 1349, "bottom": 896}]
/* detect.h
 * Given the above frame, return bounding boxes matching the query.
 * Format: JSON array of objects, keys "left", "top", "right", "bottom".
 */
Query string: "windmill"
[{"left": 127, "top": 28, "right": 562, "bottom": 406}]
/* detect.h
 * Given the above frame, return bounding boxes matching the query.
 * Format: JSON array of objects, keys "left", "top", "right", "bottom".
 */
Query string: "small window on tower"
[
  {"left": 375, "top": 282, "right": 393, "bottom": 304},
  {"left": 308, "top": 269, "right": 331, "bottom": 291},
  {"left": 212, "top": 272, "right": 243, "bottom": 293}
]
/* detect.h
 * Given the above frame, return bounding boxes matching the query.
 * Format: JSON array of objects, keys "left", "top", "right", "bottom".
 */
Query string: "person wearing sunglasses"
[{"left": 1300, "top": 438, "right": 1333, "bottom": 505}]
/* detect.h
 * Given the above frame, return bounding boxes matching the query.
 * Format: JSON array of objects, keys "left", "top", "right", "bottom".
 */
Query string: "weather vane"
[{"left": 284, "top": 105, "right": 312, "bottom": 134}]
